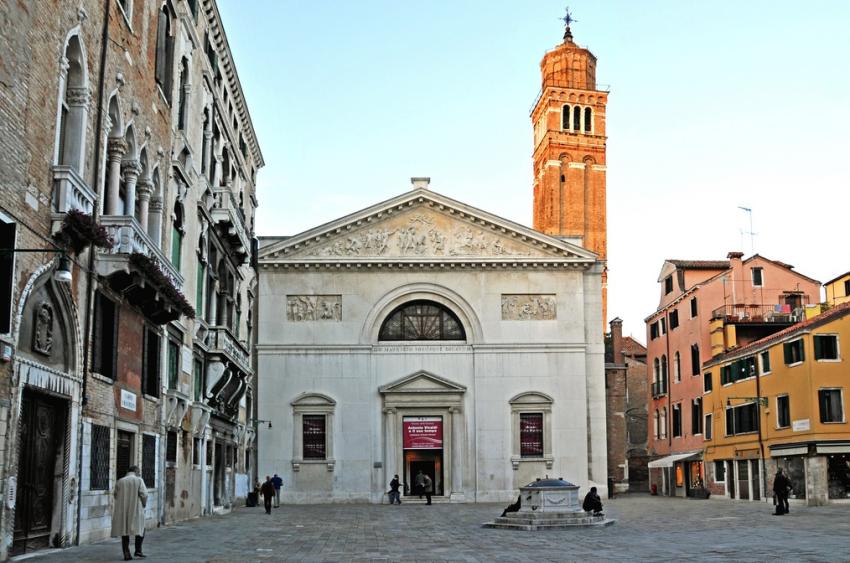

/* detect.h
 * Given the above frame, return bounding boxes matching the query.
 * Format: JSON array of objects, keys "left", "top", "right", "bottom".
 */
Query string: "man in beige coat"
[{"left": 111, "top": 465, "right": 148, "bottom": 560}]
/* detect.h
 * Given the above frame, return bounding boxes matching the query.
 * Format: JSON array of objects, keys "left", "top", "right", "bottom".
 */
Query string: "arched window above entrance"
[{"left": 378, "top": 300, "right": 466, "bottom": 341}]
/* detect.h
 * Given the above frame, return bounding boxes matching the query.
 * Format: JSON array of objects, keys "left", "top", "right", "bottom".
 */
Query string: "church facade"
[{"left": 256, "top": 184, "right": 607, "bottom": 503}]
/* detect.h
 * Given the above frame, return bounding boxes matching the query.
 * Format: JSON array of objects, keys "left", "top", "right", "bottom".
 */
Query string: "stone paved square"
[{"left": 24, "top": 496, "right": 850, "bottom": 562}]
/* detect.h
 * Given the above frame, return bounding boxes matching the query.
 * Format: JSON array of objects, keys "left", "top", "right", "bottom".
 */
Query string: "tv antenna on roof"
[{"left": 738, "top": 206, "right": 756, "bottom": 255}]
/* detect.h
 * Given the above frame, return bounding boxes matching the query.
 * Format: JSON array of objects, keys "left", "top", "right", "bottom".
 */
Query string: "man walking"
[
  {"left": 414, "top": 469, "right": 426, "bottom": 498},
  {"left": 271, "top": 473, "right": 283, "bottom": 507},
  {"left": 423, "top": 473, "right": 433, "bottom": 505},
  {"left": 111, "top": 465, "right": 147, "bottom": 560},
  {"left": 260, "top": 475, "right": 276, "bottom": 514},
  {"left": 388, "top": 474, "right": 402, "bottom": 505},
  {"left": 773, "top": 468, "right": 792, "bottom": 515}
]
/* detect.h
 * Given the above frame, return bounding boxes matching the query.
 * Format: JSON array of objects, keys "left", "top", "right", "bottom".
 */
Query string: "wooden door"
[{"left": 12, "top": 391, "right": 66, "bottom": 555}]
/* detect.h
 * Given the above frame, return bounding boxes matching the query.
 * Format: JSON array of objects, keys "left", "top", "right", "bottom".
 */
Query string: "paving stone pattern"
[{"left": 27, "top": 496, "right": 850, "bottom": 562}]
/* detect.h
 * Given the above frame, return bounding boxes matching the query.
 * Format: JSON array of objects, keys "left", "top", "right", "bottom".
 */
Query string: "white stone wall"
[{"left": 258, "top": 265, "right": 606, "bottom": 503}]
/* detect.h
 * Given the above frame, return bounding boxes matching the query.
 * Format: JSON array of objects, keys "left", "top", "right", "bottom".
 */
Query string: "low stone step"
[{"left": 482, "top": 518, "right": 616, "bottom": 530}]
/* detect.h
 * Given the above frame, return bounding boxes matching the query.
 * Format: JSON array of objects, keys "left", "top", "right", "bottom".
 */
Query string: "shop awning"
[{"left": 648, "top": 452, "right": 701, "bottom": 469}]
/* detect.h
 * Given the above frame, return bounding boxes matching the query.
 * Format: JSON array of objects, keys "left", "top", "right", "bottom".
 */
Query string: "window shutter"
[
  {"left": 784, "top": 342, "right": 792, "bottom": 364},
  {"left": 814, "top": 336, "right": 822, "bottom": 360},
  {"left": 799, "top": 341, "right": 805, "bottom": 362}
]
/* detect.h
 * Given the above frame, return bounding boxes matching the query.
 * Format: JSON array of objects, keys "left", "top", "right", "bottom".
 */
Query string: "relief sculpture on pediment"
[
  {"left": 501, "top": 294, "right": 557, "bottom": 320},
  {"left": 305, "top": 212, "right": 531, "bottom": 258},
  {"left": 287, "top": 295, "right": 342, "bottom": 322}
]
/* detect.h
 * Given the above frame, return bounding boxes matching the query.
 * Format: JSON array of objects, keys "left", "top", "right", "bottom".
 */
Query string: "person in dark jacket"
[
  {"left": 501, "top": 494, "right": 521, "bottom": 517},
  {"left": 260, "top": 476, "right": 276, "bottom": 514},
  {"left": 388, "top": 474, "right": 402, "bottom": 505},
  {"left": 423, "top": 474, "right": 433, "bottom": 505},
  {"left": 773, "top": 469, "right": 792, "bottom": 515},
  {"left": 582, "top": 486, "right": 603, "bottom": 515}
]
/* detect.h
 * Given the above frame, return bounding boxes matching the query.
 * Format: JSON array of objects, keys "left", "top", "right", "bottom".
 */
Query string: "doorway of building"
[
  {"left": 404, "top": 450, "right": 443, "bottom": 497},
  {"left": 214, "top": 442, "right": 224, "bottom": 506},
  {"left": 116, "top": 430, "right": 134, "bottom": 480},
  {"left": 12, "top": 390, "right": 67, "bottom": 555}
]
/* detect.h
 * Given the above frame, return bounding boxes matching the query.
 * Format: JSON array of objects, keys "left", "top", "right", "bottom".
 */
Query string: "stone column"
[
  {"left": 450, "top": 406, "right": 465, "bottom": 501},
  {"left": 121, "top": 159, "right": 141, "bottom": 218},
  {"left": 105, "top": 138, "right": 126, "bottom": 215},
  {"left": 137, "top": 178, "right": 153, "bottom": 231},
  {"left": 66, "top": 87, "right": 91, "bottom": 173},
  {"left": 148, "top": 196, "right": 163, "bottom": 248},
  {"left": 383, "top": 408, "right": 397, "bottom": 494},
  {"left": 202, "top": 130, "right": 213, "bottom": 180}
]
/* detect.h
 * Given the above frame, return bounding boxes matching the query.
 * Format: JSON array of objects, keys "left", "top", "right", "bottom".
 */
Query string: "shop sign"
[{"left": 403, "top": 416, "right": 442, "bottom": 449}]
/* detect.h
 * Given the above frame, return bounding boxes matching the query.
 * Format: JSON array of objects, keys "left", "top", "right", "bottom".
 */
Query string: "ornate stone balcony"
[
  {"left": 52, "top": 165, "right": 96, "bottom": 214},
  {"left": 210, "top": 188, "right": 250, "bottom": 262},
  {"left": 207, "top": 325, "right": 251, "bottom": 376},
  {"left": 98, "top": 214, "right": 183, "bottom": 289}
]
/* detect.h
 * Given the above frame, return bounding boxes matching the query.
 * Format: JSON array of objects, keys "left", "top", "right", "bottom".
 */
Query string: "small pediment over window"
[
  {"left": 290, "top": 392, "right": 336, "bottom": 408},
  {"left": 379, "top": 371, "right": 466, "bottom": 394},
  {"left": 509, "top": 391, "right": 554, "bottom": 406}
]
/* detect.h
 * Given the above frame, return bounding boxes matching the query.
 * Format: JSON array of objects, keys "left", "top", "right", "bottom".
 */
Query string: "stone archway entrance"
[{"left": 379, "top": 371, "right": 466, "bottom": 502}]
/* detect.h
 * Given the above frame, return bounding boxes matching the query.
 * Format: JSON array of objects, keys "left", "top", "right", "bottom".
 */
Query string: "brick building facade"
[
  {"left": 0, "top": 0, "right": 262, "bottom": 557},
  {"left": 606, "top": 318, "right": 648, "bottom": 494},
  {"left": 530, "top": 22, "right": 608, "bottom": 322}
]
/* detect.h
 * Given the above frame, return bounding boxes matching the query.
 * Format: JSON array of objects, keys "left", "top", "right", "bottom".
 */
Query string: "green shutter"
[
  {"left": 814, "top": 336, "right": 822, "bottom": 360},
  {"left": 784, "top": 342, "right": 792, "bottom": 364},
  {"left": 799, "top": 340, "right": 805, "bottom": 362}
]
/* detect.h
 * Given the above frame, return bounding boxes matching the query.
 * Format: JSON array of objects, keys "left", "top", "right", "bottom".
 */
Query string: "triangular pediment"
[
  {"left": 379, "top": 370, "right": 467, "bottom": 394},
  {"left": 259, "top": 188, "right": 597, "bottom": 265}
]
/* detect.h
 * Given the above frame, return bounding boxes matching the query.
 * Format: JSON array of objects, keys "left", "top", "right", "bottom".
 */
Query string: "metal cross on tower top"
[{"left": 560, "top": 7, "right": 577, "bottom": 41}]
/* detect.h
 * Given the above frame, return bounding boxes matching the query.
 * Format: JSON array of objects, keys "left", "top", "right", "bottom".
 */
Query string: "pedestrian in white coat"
[{"left": 111, "top": 465, "right": 148, "bottom": 560}]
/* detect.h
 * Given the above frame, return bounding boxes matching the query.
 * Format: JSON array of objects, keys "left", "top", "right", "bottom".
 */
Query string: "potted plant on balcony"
[
  {"left": 129, "top": 252, "right": 196, "bottom": 319},
  {"left": 53, "top": 209, "right": 114, "bottom": 255}
]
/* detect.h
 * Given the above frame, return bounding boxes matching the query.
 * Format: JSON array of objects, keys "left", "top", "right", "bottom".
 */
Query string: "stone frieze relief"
[
  {"left": 287, "top": 295, "right": 342, "bottom": 321},
  {"left": 501, "top": 294, "right": 557, "bottom": 320},
  {"left": 304, "top": 213, "right": 532, "bottom": 258}
]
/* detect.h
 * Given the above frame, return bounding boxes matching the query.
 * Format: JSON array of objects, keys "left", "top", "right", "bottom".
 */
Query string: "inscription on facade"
[
  {"left": 287, "top": 295, "right": 342, "bottom": 321},
  {"left": 501, "top": 294, "right": 557, "bottom": 320}
]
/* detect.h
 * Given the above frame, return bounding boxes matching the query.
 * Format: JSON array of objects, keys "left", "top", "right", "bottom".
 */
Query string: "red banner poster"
[{"left": 403, "top": 416, "right": 443, "bottom": 450}]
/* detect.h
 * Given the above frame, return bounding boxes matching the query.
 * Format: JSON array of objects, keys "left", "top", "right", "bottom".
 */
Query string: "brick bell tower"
[{"left": 531, "top": 12, "right": 609, "bottom": 323}]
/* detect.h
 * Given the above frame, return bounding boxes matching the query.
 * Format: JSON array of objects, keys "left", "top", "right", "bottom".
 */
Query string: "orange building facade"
[
  {"left": 645, "top": 252, "right": 821, "bottom": 497},
  {"left": 531, "top": 24, "right": 608, "bottom": 321}
]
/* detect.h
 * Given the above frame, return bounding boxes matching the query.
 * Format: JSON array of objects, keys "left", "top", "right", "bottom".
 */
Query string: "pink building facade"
[{"left": 646, "top": 252, "right": 820, "bottom": 497}]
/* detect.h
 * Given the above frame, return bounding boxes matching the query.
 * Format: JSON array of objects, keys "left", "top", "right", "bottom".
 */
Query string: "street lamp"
[
  {"left": 256, "top": 419, "right": 272, "bottom": 429},
  {"left": 0, "top": 246, "right": 73, "bottom": 284}
]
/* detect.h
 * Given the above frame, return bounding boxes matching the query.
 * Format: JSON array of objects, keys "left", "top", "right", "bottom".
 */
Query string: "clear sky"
[{"left": 219, "top": 0, "right": 850, "bottom": 340}]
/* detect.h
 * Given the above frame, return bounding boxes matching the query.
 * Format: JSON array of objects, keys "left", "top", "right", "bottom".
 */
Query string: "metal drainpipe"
[
  {"left": 754, "top": 364, "right": 767, "bottom": 501},
  {"left": 75, "top": 0, "right": 111, "bottom": 546},
  {"left": 664, "top": 310, "right": 672, "bottom": 447}
]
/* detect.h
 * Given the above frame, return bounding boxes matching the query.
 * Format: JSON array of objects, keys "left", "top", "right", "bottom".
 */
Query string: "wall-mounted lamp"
[
  {"left": 1, "top": 246, "right": 73, "bottom": 284},
  {"left": 256, "top": 419, "right": 272, "bottom": 429}
]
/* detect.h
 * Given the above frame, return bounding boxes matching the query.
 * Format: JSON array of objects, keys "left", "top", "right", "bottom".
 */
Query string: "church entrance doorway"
[
  {"left": 405, "top": 452, "right": 443, "bottom": 497},
  {"left": 402, "top": 416, "right": 444, "bottom": 497}
]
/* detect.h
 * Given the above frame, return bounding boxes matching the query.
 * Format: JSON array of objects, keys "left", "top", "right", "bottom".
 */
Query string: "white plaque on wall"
[
  {"left": 182, "top": 345, "right": 193, "bottom": 374},
  {"left": 120, "top": 389, "right": 137, "bottom": 412},
  {"left": 792, "top": 419, "right": 810, "bottom": 432}
]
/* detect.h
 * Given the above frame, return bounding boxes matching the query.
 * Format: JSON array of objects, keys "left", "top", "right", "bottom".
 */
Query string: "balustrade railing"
[
  {"left": 99, "top": 214, "right": 183, "bottom": 288},
  {"left": 52, "top": 165, "right": 95, "bottom": 214}
]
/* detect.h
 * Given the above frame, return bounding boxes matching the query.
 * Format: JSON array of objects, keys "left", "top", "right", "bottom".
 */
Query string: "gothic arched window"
[
  {"left": 378, "top": 300, "right": 465, "bottom": 341},
  {"left": 584, "top": 106, "right": 592, "bottom": 132},
  {"left": 155, "top": 4, "right": 173, "bottom": 101}
]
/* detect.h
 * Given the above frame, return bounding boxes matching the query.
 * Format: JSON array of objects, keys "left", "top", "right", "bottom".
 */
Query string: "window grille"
[
  {"left": 378, "top": 300, "right": 465, "bottom": 341},
  {"left": 142, "top": 326, "right": 161, "bottom": 396},
  {"left": 302, "top": 415, "right": 326, "bottom": 459},
  {"left": 90, "top": 424, "right": 110, "bottom": 490},
  {"left": 519, "top": 413, "right": 544, "bottom": 457},
  {"left": 142, "top": 434, "right": 156, "bottom": 486}
]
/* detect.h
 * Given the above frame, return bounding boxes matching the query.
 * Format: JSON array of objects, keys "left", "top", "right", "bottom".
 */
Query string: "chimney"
[
  {"left": 610, "top": 317, "right": 624, "bottom": 365},
  {"left": 411, "top": 177, "right": 430, "bottom": 190},
  {"left": 727, "top": 251, "right": 744, "bottom": 262}
]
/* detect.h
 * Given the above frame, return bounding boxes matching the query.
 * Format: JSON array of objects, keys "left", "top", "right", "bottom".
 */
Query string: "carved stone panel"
[
  {"left": 32, "top": 302, "right": 54, "bottom": 356},
  {"left": 301, "top": 210, "right": 537, "bottom": 259},
  {"left": 287, "top": 295, "right": 342, "bottom": 322},
  {"left": 501, "top": 294, "right": 557, "bottom": 320}
]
